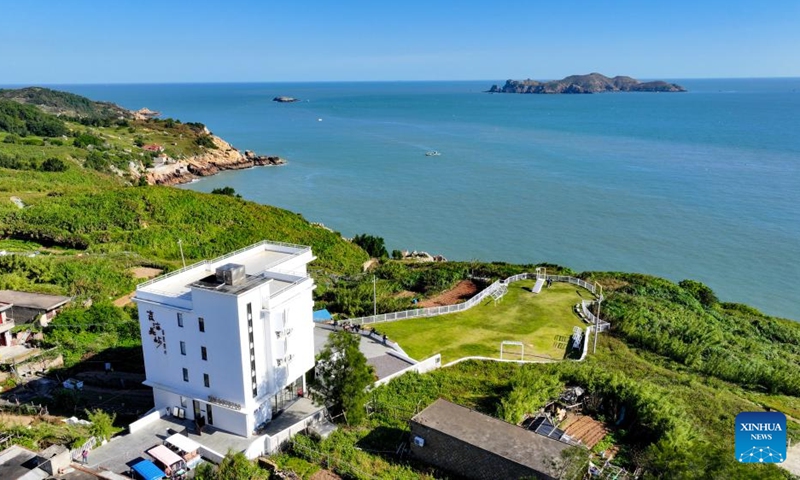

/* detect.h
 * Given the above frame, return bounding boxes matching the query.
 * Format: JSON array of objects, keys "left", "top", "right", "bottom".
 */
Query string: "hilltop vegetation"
[
  {"left": 0, "top": 99, "right": 70, "bottom": 137},
  {"left": 590, "top": 272, "right": 800, "bottom": 397},
  {"left": 0, "top": 86, "right": 129, "bottom": 122},
  {"left": 1, "top": 186, "right": 367, "bottom": 273},
  {"left": 0, "top": 86, "right": 222, "bottom": 182},
  {"left": 0, "top": 87, "right": 368, "bottom": 303}
]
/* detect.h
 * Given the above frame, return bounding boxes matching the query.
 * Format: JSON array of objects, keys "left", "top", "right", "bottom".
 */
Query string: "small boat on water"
[{"left": 425, "top": 150, "right": 441, "bottom": 157}]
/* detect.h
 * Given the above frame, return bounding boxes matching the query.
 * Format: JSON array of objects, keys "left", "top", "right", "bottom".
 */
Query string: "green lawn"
[{"left": 378, "top": 280, "right": 591, "bottom": 363}]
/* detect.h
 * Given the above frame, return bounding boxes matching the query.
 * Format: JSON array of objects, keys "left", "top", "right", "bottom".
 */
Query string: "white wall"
[{"left": 191, "top": 289, "right": 248, "bottom": 405}]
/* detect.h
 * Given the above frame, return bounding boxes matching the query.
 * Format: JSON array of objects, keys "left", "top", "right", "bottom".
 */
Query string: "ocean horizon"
[{"left": 49, "top": 79, "right": 800, "bottom": 320}]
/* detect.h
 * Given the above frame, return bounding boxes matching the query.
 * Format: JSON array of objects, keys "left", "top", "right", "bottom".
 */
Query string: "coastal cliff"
[
  {"left": 146, "top": 134, "right": 286, "bottom": 186},
  {"left": 488, "top": 73, "right": 686, "bottom": 94}
]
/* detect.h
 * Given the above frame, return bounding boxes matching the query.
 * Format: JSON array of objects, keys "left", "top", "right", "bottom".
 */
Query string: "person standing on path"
[{"left": 81, "top": 449, "right": 88, "bottom": 465}]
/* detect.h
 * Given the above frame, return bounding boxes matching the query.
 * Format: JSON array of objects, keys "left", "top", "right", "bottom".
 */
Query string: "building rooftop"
[
  {"left": 136, "top": 240, "right": 312, "bottom": 299},
  {"left": 0, "top": 290, "right": 71, "bottom": 311},
  {"left": 0, "top": 444, "right": 47, "bottom": 480},
  {"left": 411, "top": 399, "right": 569, "bottom": 473}
]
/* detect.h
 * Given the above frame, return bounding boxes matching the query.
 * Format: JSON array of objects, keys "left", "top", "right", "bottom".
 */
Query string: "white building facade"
[{"left": 133, "top": 241, "right": 316, "bottom": 438}]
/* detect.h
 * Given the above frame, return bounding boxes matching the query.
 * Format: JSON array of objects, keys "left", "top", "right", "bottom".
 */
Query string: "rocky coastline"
[{"left": 145, "top": 134, "right": 286, "bottom": 186}]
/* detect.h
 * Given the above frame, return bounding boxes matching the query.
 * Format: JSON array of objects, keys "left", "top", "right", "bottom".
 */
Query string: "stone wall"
[{"left": 409, "top": 421, "right": 555, "bottom": 480}]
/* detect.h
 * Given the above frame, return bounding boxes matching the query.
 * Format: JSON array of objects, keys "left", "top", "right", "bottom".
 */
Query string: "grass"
[{"left": 378, "top": 280, "right": 590, "bottom": 363}]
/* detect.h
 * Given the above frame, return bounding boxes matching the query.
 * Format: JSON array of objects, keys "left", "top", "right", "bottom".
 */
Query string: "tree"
[
  {"left": 311, "top": 330, "right": 375, "bottom": 425},
  {"left": 678, "top": 279, "right": 718, "bottom": 308},
  {"left": 193, "top": 451, "right": 269, "bottom": 480},
  {"left": 41, "top": 157, "right": 67, "bottom": 172},
  {"left": 211, "top": 186, "right": 241, "bottom": 198},
  {"left": 352, "top": 233, "right": 388, "bottom": 258},
  {"left": 86, "top": 408, "right": 116, "bottom": 442}
]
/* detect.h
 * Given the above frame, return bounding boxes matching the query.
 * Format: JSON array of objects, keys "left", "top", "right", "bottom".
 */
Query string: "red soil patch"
[
  {"left": 114, "top": 267, "right": 164, "bottom": 306},
  {"left": 418, "top": 280, "right": 479, "bottom": 308},
  {"left": 310, "top": 470, "right": 342, "bottom": 480},
  {"left": 131, "top": 267, "right": 163, "bottom": 279}
]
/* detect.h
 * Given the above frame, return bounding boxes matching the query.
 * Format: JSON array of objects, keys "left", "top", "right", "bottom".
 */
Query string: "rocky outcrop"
[
  {"left": 400, "top": 250, "right": 448, "bottom": 263},
  {"left": 131, "top": 107, "right": 161, "bottom": 120},
  {"left": 273, "top": 96, "right": 300, "bottom": 103},
  {"left": 146, "top": 135, "right": 286, "bottom": 186},
  {"left": 488, "top": 73, "right": 686, "bottom": 94}
]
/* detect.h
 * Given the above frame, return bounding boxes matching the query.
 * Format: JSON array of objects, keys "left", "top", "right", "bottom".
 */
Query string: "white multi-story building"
[{"left": 133, "top": 240, "right": 316, "bottom": 438}]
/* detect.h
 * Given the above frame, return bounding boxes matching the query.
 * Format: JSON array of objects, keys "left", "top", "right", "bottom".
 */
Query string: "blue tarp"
[
  {"left": 313, "top": 309, "right": 332, "bottom": 322},
  {"left": 131, "top": 459, "right": 166, "bottom": 480}
]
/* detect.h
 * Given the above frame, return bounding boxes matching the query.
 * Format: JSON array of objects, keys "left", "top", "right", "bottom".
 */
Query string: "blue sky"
[{"left": 2, "top": 0, "right": 798, "bottom": 83}]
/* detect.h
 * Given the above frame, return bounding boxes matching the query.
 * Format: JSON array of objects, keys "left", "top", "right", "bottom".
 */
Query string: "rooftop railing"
[{"left": 137, "top": 240, "right": 311, "bottom": 290}]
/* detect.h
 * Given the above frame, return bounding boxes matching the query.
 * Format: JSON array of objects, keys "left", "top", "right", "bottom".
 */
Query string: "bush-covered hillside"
[
  {"left": 0, "top": 99, "right": 69, "bottom": 137},
  {"left": 587, "top": 272, "right": 800, "bottom": 397},
  {"left": 0, "top": 186, "right": 368, "bottom": 274},
  {"left": 0, "top": 86, "right": 129, "bottom": 121}
]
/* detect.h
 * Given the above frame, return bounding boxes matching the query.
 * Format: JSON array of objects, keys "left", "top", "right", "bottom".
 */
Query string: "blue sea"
[{"left": 52, "top": 80, "right": 800, "bottom": 320}]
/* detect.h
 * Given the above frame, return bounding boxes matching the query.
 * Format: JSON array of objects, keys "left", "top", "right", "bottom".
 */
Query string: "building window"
[
  {"left": 203, "top": 373, "right": 210, "bottom": 388},
  {"left": 180, "top": 396, "right": 187, "bottom": 408},
  {"left": 247, "top": 304, "right": 257, "bottom": 398},
  {"left": 180, "top": 341, "right": 186, "bottom": 355},
  {"left": 198, "top": 317, "right": 205, "bottom": 332},
  {"left": 177, "top": 312, "right": 184, "bottom": 327},
  {"left": 201, "top": 346, "right": 207, "bottom": 361},
  {"left": 182, "top": 368, "right": 189, "bottom": 382}
]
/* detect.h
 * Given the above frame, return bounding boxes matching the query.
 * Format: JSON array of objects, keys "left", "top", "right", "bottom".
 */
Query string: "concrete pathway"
[
  {"left": 314, "top": 325, "right": 415, "bottom": 380},
  {"left": 778, "top": 441, "right": 800, "bottom": 477}
]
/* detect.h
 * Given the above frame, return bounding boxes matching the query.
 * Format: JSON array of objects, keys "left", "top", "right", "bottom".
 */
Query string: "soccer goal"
[{"left": 500, "top": 340, "right": 524, "bottom": 360}]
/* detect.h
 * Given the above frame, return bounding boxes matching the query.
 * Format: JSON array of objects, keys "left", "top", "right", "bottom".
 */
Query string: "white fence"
[
  {"left": 348, "top": 273, "right": 606, "bottom": 327},
  {"left": 372, "top": 353, "right": 442, "bottom": 387},
  {"left": 581, "top": 300, "right": 610, "bottom": 332},
  {"left": 128, "top": 408, "right": 164, "bottom": 434},
  {"left": 71, "top": 436, "right": 97, "bottom": 462},
  {"left": 578, "top": 327, "right": 592, "bottom": 361}
]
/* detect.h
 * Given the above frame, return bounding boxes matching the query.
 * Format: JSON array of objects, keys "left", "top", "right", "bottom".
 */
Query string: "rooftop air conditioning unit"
[{"left": 216, "top": 263, "right": 246, "bottom": 286}]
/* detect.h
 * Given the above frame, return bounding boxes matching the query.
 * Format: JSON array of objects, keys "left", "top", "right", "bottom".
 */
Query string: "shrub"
[
  {"left": 211, "top": 186, "right": 241, "bottom": 198},
  {"left": 194, "top": 135, "right": 217, "bottom": 149},
  {"left": 678, "top": 279, "right": 718, "bottom": 307},
  {"left": 41, "top": 158, "right": 68, "bottom": 172},
  {"left": 73, "top": 133, "right": 103, "bottom": 148},
  {"left": 3, "top": 133, "right": 21, "bottom": 143}
]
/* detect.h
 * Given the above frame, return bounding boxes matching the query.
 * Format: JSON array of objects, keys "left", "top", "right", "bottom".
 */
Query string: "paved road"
[{"left": 779, "top": 442, "right": 800, "bottom": 476}]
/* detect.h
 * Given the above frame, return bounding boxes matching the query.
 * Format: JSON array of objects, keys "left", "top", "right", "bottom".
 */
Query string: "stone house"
[{"left": 409, "top": 399, "right": 571, "bottom": 480}]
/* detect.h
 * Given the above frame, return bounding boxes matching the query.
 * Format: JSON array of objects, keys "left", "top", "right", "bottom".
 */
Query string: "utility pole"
[
  {"left": 373, "top": 275, "right": 377, "bottom": 316},
  {"left": 178, "top": 239, "right": 186, "bottom": 268}
]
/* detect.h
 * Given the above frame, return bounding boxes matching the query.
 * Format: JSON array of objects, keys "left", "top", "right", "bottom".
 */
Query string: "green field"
[{"left": 378, "top": 280, "right": 591, "bottom": 362}]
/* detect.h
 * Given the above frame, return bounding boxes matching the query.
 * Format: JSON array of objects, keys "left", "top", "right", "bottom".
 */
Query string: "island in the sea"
[
  {"left": 273, "top": 96, "right": 300, "bottom": 103},
  {"left": 487, "top": 73, "right": 686, "bottom": 94}
]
